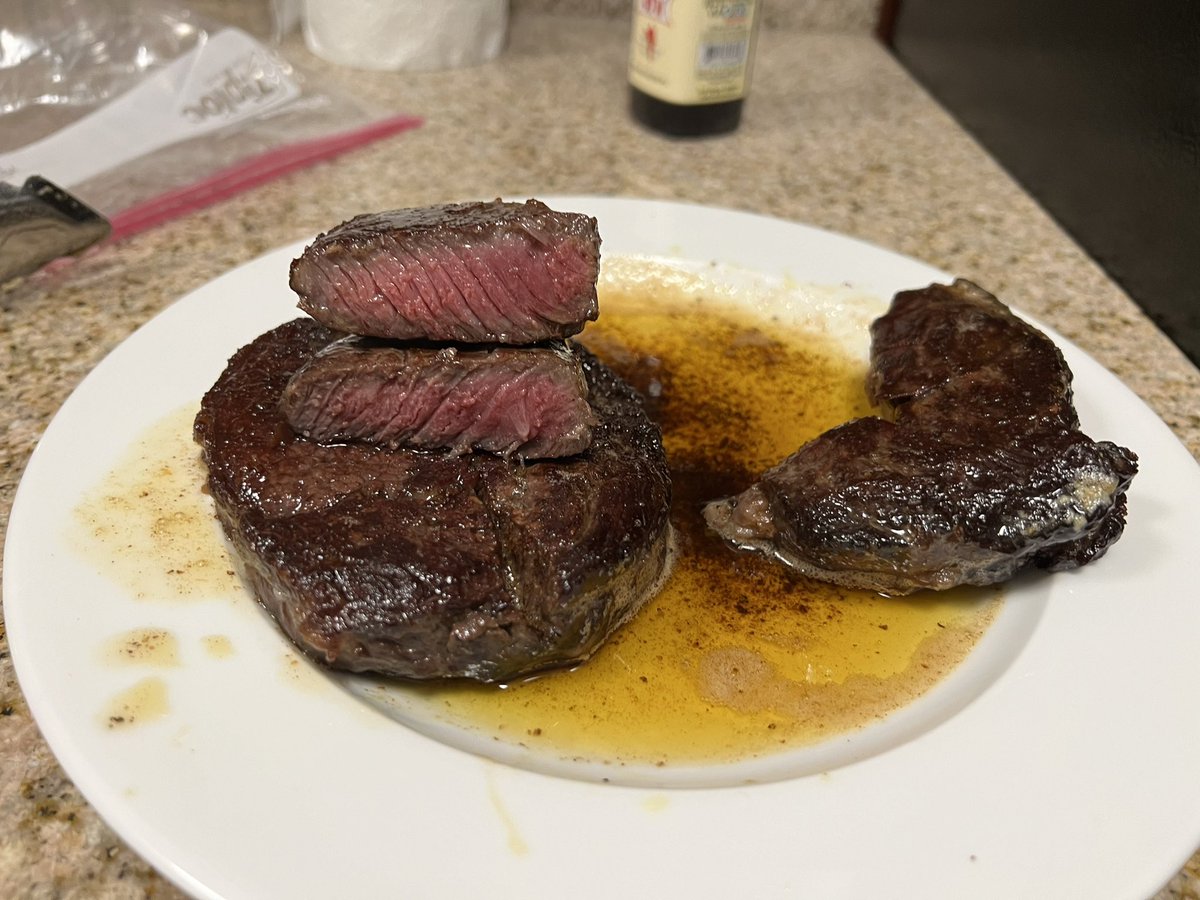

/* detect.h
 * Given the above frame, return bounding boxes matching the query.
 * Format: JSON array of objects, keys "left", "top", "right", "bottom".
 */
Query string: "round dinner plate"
[{"left": 6, "top": 197, "right": 1200, "bottom": 899}]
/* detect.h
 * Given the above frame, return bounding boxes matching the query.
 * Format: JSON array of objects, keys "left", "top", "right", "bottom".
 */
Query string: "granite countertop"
[{"left": 2, "top": 9, "right": 1198, "bottom": 898}]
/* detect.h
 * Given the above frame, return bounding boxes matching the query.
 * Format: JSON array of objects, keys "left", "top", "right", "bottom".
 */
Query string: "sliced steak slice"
[
  {"left": 703, "top": 279, "right": 1137, "bottom": 595},
  {"left": 279, "top": 336, "right": 597, "bottom": 459},
  {"left": 289, "top": 199, "right": 601, "bottom": 343},
  {"left": 194, "top": 318, "right": 672, "bottom": 682}
]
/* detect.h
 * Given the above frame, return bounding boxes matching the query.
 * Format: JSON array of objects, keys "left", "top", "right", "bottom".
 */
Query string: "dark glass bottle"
[
  {"left": 628, "top": 0, "right": 760, "bottom": 138},
  {"left": 630, "top": 89, "right": 745, "bottom": 137}
]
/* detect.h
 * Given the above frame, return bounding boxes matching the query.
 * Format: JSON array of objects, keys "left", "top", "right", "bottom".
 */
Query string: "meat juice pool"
[
  {"left": 75, "top": 264, "right": 1000, "bottom": 764},
  {"left": 407, "top": 266, "right": 1001, "bottom": 768}
]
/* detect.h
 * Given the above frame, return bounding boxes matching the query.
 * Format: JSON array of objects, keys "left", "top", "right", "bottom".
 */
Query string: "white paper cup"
[{"left": 303, "top": 0, "right": 508, "bottom": 71}]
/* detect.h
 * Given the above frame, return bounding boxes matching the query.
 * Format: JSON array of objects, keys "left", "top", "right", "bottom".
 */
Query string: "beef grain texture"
[
  {"left": 194, "top": 318, "right": 672, "bottom": 682},
  {"left": 280, "top": 336, "right": 597, "bottom": 459},
  {"left": 704, "top": 279, "right": 1138, "bottom": 595},
  {"left": 289, "top": 199, "right": 601, "bottom": 343}
]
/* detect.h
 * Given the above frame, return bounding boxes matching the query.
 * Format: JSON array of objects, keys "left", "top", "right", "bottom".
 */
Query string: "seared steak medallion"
[
  {"left": 194, "top": 319, "right": 672, "bottom": 682},
  {"left": 704, "top": 279, "right": 1138, "bottom": 595},
  {"left": 289, "top": 199, "right": 601, "bottom": 344},
  {"left": 280, "top": 336, "right": 597, "bottom": 459}
]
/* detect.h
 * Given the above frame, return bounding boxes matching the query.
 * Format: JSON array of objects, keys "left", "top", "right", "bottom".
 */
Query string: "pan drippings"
[{"left": 409, "top": 270, "right": 1001, "bottom": 768}]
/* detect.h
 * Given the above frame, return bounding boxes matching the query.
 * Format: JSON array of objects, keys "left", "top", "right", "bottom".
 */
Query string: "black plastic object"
[{"left": 0, "top": 176, "right": 110, "bottom": 283}]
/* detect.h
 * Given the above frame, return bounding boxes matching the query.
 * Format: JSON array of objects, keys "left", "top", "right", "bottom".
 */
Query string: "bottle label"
[{"left": 629, "top": 0, "right": 759, "bottom": 106}]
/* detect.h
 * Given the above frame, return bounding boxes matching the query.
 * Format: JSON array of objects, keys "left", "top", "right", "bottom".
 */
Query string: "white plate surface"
[{"left": 7, "top": 197, "right": 1200, "bottom": 899}]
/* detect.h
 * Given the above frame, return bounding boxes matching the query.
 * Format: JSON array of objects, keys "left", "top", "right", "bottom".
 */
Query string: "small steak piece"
[
  {"left": 280, "top": 337, "right": 597, "bottom": 459},
  {"left": 289, "top": 199, "right": 601, "bottom": 343},
  {"left": 704, "top": 279, "right": 1138, "bottom": 595},
  {"left": 194, "top": 319, "right": 673, "bottom": 682}
]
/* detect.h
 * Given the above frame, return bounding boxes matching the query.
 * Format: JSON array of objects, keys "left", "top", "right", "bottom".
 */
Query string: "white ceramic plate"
[{"left": 7, "top": 197, "right": 1200, "bottom": 899}]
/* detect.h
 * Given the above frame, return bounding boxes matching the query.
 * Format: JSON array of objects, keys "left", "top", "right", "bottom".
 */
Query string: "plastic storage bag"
[{"left": 0, "top": 0, "right": 420, "bottom": 253}]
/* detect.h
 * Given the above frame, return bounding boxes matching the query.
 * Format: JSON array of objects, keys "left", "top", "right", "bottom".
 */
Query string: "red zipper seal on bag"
[{"left": 107, "top": 113, "right": 424, "bottom": 242}]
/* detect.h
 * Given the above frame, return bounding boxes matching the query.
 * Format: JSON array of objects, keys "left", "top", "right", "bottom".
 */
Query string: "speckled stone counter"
[{"left": 2, "top": 10, "right": 1198, "bottom": 899}]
